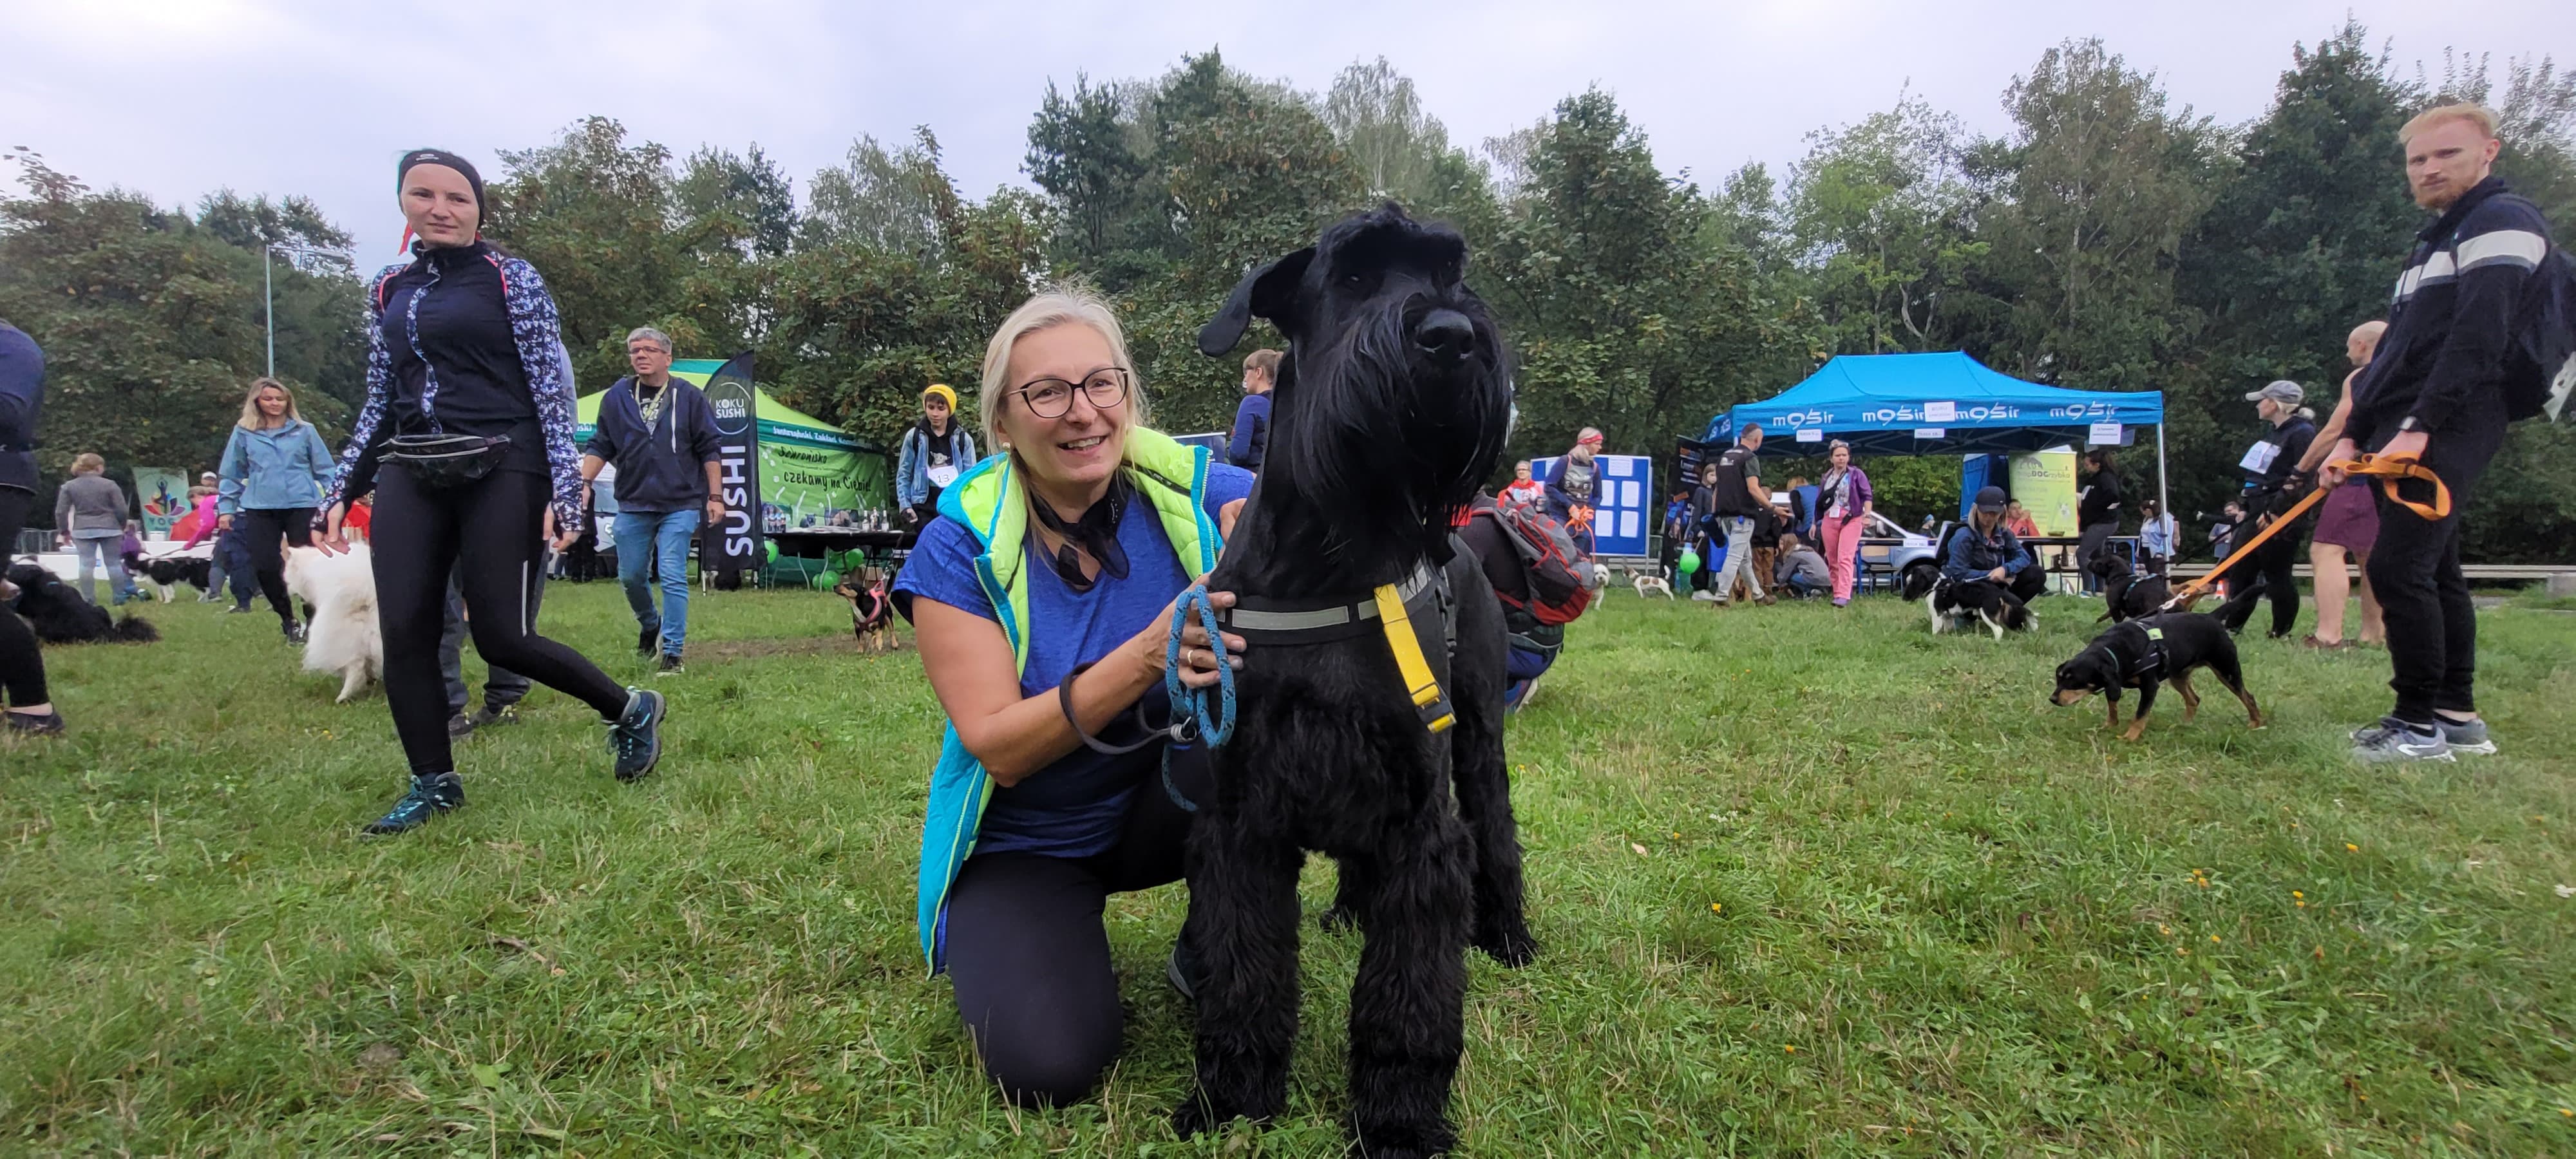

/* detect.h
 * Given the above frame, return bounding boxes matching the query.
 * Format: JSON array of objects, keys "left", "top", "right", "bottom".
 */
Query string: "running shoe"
[
  {"left": 2350, "top": 717, "right": 2454, "bottom": 764},
  {"left": 608, "top": 688, "right": 666, "bottom": 782},
  {"left": 364, "top": 773, "right": 464, "bottom": 834},
  {"left": 2436, "top": 717, "right": 2497, "bottom": 755},
  {"left": 5, "top": 710, "right": 66, "bottom": 736}
]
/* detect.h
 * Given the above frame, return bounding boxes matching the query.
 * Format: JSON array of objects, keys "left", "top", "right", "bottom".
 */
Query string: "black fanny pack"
[{"left": 383, "top": 433, "right": 510, "bottom": 489}]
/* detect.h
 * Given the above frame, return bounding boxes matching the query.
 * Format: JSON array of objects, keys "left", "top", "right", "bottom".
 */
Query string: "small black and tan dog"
[
  {"left": 2085, "top": 547, "right": 2172, "bottom": 623},
  {"left": 5, "top": 561, "right": 160, "bottom": 645},
  {"left": 830, "top": 566, "right": 896, "bottom": 653},
  {"left": 2051, "top": 612, "right": 2260, "bottom": 741}
]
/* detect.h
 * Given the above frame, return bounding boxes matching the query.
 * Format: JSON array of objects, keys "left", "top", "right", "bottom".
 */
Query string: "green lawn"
[{"left": 5, "top": 582, "right": 2573, "bottom": 1156}]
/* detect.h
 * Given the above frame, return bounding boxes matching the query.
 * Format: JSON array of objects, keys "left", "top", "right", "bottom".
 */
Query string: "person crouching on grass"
[
  {"left": 319, "top": 148, "right": 666, "bottom": 836},
  {"left": 1942, "top": 486, "right": 2047, "bottom": 603},
  {"left": 896, "top": 287, "right": 1249, "bottom": 1107},
  {"left": 580, "top": 326, "right": 724, "bottom": 675}
]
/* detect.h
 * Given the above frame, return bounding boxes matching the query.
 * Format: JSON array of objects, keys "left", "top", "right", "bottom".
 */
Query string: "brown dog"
[{"left": 831, "top": 567, "right": 897, "bottom": 653}]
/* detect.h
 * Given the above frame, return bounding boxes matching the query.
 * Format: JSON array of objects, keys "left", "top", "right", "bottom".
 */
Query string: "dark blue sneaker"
[
  {"left": 609, "top": 688, "right": 665, "bottom": 782},
  {"left": 364, "top": 773, "right": 464, "bottom": 834}
]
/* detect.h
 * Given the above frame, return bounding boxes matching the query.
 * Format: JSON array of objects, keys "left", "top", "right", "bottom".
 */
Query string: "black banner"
[{"left": 699, "top": 352, "right": 762, "bottom": 577}]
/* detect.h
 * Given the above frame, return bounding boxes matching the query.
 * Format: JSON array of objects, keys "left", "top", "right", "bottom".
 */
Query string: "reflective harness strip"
[{"left": 1214, "top": 561, "right": 1456, "bottom": 736}]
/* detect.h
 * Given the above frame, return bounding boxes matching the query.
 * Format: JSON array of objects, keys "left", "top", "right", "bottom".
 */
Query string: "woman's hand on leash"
[
  {"left": 313, "top": 504, "right": 350, "bottom": 556},
  {"left": 1142, "top": 588, "right": 1244, "bottom": 690}
]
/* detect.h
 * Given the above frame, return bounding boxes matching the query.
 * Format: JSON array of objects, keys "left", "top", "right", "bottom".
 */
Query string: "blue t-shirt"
[{"left": 895, "top": 463, "right": 1255, "bottom": 858}]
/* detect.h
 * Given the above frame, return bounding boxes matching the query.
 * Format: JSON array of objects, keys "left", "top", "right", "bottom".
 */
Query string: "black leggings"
[
  {"left": 238, "top": 506, "right": 315, "bottom": 627},
  {"left": 0, "top": 487, "right": 47, "bottom": 708},
  {"left": 2217, "top": 519, "right": 2305, "bottom": 637},
  {"left": 943, "top": 744, "right": 1206, "bottom": 1107},
  {"left": 374, "top": 465, "right": 628, "bottom": 775}
]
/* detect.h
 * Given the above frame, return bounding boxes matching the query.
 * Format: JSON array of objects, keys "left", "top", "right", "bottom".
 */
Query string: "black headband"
[{"left": 397, "top": 148, "right": 486, "bottom": 215}]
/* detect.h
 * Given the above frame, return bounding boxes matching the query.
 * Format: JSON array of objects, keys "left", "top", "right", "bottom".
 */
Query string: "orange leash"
[{"left": 2160, "top": 454, "right": 2450, "bottom": 613}]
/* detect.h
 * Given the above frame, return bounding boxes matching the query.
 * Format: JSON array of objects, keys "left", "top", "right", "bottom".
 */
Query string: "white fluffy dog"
[{"left": 285, "top": 543, "right": 383, "bottom": 702}]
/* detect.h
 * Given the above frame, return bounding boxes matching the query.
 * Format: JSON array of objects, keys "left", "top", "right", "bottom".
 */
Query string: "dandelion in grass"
[
  {"left": 2346, "top": 843, "right": 2360, "bottom": 852},
  {"left": 1710, "top": 903, "right": 1722, "bottom": 913},
  {"left": 1784, "top": 1044, "right": 1795, "bottom": 1053},
  {"left": 2209, "top": 935, "right": 2221, "bottom": 943}
]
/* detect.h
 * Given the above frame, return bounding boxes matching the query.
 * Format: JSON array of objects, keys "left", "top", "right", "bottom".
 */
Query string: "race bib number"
[
  {"left": 2237, "top": 441, "right": 2278, "bottom": 475},
  {"left": 926, "top": 464, "right": 960, "bottom": 488}
]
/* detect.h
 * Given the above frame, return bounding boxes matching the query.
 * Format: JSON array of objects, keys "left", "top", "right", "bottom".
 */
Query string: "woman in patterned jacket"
[{"left": 317, "top": 149, "right": 668, "bottom": 835}]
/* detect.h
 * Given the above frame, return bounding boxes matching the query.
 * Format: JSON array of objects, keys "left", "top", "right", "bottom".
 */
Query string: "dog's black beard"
[{"left": 1236, "top": 301, "right": 1510, "bottom": 594}]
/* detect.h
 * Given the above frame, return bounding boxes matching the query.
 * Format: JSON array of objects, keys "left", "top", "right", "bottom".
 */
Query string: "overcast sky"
[{"left": 5, "top": 0, "right": 2570, "bottom": 261}]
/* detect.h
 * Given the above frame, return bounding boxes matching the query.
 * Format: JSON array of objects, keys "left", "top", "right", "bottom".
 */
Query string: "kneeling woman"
[{"left": 898, "top": 288, "right": 1249, "bottom": 1106}]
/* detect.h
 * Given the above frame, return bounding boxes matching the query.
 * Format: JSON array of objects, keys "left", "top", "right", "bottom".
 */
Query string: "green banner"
[{"left": 2008, "top": 449, "right": 2081, "bottom": 536}]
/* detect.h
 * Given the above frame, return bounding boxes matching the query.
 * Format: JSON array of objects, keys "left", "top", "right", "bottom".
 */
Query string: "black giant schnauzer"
[
  {"left": 1185, "top": 203, "right": 1530, "bottom": 1158},
  {"left": 6, "top": 561, "right": 160, "bottom": 644}
]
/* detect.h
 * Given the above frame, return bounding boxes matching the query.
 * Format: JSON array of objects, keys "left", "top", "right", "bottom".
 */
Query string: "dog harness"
[{"left": 1215, "top": 559, "right": 1460, "bottom": 735}]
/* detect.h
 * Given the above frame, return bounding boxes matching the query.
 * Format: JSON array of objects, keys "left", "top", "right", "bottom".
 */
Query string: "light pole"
[{"left": 263, "top": 243, "right": 332, "bottom": 379}]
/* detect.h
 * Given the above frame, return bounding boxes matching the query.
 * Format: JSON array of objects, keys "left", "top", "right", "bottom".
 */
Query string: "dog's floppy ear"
[{"left": 1197, "top": 247, "right": 1314, "bottom": 357}]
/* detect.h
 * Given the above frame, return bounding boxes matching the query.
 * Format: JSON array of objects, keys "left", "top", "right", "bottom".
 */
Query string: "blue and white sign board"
[{"left": 1533, "top": 454, "right": 1654, "bottom": 558}]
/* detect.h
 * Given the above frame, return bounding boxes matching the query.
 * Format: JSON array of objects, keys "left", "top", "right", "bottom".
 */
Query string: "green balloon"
[
  {"left": 1677, "top": 550, "right": 1701, "bottom": 574},
  {"left": 815, "top": 570, "right": 840, "bottom": 590},
  {"left": 764, "top": 540, "right": 779, "bottom": 563}
]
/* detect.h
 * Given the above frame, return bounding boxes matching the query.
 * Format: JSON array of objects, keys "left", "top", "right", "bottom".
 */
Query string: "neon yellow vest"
[{"left": 914, "top": 428, "right": 1221, "bottom": 970}]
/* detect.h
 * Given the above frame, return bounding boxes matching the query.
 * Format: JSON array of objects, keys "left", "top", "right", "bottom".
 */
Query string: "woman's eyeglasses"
[{"left": 1014, "top": 367, "right": 1131, "bottom": 419}]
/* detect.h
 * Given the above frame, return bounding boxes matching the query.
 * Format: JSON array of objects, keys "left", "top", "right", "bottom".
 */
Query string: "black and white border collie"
[
  {"left": 135, "top": 555, "right": 214, "bottom": 603},
  {"left": 1902, "top": 568, "right": 2034, "bottom": 641}
]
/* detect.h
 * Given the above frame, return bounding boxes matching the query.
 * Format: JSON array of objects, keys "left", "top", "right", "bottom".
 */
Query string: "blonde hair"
[
  {"left": 71, "top": 452, "right": 105, "bottom": 474},
  {"left": 1243, "top": 348, "right": 1282, "bottom": 379},
  {"left": 976, "top": 286, "right": 1150, "bottom": 454},
  {"left": 2400, "top": 102, "right": 2498, "bottom": 145},
  {"left": 237, "top": 377, "right": 302, "bottom": 429}
]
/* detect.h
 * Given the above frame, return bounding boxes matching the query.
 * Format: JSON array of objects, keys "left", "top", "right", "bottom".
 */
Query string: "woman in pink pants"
[{"left": 1814, "top": 440, "right": 1875, "bottom": 606}]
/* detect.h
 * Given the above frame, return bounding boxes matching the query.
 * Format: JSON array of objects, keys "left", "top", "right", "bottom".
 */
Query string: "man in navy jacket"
[
  {"left": 581, "top": 327, "right": 723, "bottom": 674},
  {"left": 2327, "top": 103, "right": 2554, "bottom": 763}
]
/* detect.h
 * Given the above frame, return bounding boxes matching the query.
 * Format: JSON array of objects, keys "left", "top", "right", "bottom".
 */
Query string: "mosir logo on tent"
[
  {"left": 1862, "top": 403, "right": 2020, "bottom": 424},
  {"left": 699, "top": 352, "right": 763, "bottom": 576},
  {"left": 2048, "top": 402, "right": 2124, "bottom": 420}
]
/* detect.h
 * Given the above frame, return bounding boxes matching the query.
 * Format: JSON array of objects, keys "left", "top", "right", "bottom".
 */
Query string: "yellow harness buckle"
[{"left": 1373, "top": 581, "right": 1455, "bottom": 733}]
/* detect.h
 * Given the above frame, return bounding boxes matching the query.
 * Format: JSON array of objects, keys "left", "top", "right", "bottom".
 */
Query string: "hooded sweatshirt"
[
  {"left": 0, "top": 322, "right": 42, "bottom": 494},
  {"left": 586, "top": 375, "right": 721, "bottom": 514}
]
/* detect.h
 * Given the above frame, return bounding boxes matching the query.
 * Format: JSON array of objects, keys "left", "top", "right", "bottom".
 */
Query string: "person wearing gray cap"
[
  {"left": 2215, "top": 380, "right": 2317, "bottom": 639},
  {"left": 1940, "top": 485, "right": 2046, "bottom": 604}
]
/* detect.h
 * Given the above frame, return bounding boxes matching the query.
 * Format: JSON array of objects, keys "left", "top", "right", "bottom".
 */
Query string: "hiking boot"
[
  {"left": 2435, "top": 717, "right": 2497, "bottom": 755},
  {"left": 608, "top": 688, "right": 665, "bottom": 782},
  {"left": 5, "top": 710, "right": 67, "bottom": 736},
  {"left": 469, "top": 704, "right": 520, "bottom": 729},
  {"left": 2350, "top": 717, "right": 2454, "bottom": 764},
  {"left": 446, "top": 713, "right": 477, "bottom": 740},
  {"left": 655, "top": 654, "right": 685, "bottom": 677},
  {"left": 364, "top": 773, "right": 464, "bottom": 834},
  {"left": 636, "top": 625, "right": 659, "bottom": 657}
]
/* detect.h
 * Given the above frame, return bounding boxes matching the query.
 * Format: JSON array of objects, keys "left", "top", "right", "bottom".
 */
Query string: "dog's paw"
[
  {"left": 1474, "top": 923, "right": 1540, "bottom": 968},
  {"left": 1349, "top": 1117, "right": 1458, "bottom": 1159},
  {"left": 1170, "top": 1094, "right": 1247, "bottom": 1140},
  {"left": 1318, "top": 905, "right": 1359, "bottom": 934}
]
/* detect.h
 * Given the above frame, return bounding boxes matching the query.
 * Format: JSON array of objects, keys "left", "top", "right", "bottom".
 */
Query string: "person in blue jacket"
[
  {"left": 1226, "top": 348, "right": 1278, "bottom": 471},
  {"left": 1942, "top": 485, "right": 2047, "bottom": 602},
  {"left": 896, "top": 382, "right": 978, "bottom": 527},
  {"left": 214, "top": 377, "right": 336, "bottom": 641},
  {"left": 897, "top": 287, "right": 1247, "bottom": 1108},
  {"left": 0, "top": 320, "right": 61, "bottom": 735}
]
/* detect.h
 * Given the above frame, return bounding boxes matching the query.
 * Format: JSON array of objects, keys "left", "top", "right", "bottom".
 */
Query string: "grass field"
[{"left": 5, "top": 580, "right": 2574, "bottom": 1156}]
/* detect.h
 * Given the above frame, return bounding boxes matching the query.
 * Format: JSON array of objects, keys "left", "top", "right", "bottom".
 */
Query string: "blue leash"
[{"left": 1165, "top": 586, "right": 1236, "bottom": 748}]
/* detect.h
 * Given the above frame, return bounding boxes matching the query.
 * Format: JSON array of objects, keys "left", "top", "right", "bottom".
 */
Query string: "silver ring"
[{"left": 1188, "top": 647, "right": 1201, "bottom": 668}]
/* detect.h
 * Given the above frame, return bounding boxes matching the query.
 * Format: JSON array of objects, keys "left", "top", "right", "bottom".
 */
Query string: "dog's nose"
[{"left": 1415, "top": 308, "right": 1474, "bottom": 366}]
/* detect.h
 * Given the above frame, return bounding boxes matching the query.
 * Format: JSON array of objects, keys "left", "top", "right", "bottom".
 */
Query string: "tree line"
[{"left": 4, "top": 23, "right": 2571, "bottom": 560}]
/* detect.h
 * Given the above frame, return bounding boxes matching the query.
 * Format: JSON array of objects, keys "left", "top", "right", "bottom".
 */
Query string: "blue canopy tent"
[{"left": 1701, "top": 352, "right": 2170, "bottom": 522}]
